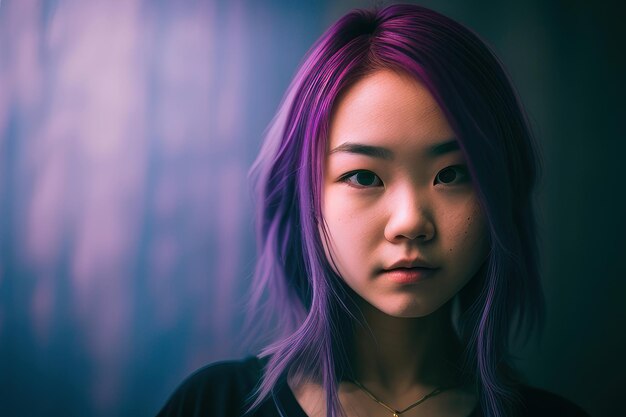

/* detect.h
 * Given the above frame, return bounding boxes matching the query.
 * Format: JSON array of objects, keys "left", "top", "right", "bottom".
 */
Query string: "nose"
[{"left": 383, "top": 190, "right": 435, "bottom": 243}]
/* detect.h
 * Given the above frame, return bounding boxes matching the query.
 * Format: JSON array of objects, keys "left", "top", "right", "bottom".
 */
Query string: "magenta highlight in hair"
[{"left": 244, "top": 4, "right": 545, "bottom": 417}]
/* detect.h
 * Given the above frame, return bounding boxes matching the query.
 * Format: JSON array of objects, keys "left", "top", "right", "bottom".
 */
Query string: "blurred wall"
[{"left": 0, "top": 0, "right": 623, "bottom": 416}]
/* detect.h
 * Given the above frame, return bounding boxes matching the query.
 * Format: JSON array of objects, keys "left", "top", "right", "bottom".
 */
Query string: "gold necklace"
[{"left": 349, "top": 379, "right": 448, "bottom": 417}]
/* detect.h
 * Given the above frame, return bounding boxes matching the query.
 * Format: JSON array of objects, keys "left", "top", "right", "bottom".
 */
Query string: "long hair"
[{"left": 244, "top": 4, "right": 545, "bottom": 417}]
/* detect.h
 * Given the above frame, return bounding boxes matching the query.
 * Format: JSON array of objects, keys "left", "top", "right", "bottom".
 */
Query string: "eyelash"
[
  {"left": 339, "top": 170, "right": 383, "bottom": 188},
  {"left": 434, "top": 165, "right": 470, "bottom": 186},
  {"left": 339, "top": 165, "right": 469, "bottom": 188}
]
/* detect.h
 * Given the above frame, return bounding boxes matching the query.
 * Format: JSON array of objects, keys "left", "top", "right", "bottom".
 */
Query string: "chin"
[
  {"left": 387, "top": 309, "right": 436, "bottom": 319},
  {"left": 352, "top": 289, "right": 451, "bottom": 319},
  {"left": 374, "top": 300, "right": 441, "bottom": 319}
]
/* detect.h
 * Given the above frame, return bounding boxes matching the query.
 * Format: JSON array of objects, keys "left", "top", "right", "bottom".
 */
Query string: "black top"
[{"left": 156, "top": 356, "right": 590, "bottom": 417}]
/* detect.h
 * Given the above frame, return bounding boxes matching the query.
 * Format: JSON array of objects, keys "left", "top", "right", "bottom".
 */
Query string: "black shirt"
[{"left": 156, "top": 356, "right": 590, "bottom": 417}]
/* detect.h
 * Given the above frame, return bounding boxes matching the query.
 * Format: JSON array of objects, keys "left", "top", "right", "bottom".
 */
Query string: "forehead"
[{"left": 328, "top": 70, "right": 454, "bottom": 151}]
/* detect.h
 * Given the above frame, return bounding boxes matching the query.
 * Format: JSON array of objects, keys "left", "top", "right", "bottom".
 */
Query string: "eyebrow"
[
  {"left": 429, "top": 139, "right": 460, "bottom": 156},
  {"left": 328, "top": 142, "right": 394, "bottom": 159},
  {"left": 328, "top": 139, "right": 460, "bottom": 159}
]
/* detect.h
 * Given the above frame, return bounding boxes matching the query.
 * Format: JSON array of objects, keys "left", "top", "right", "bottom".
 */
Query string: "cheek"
[
  {"left": 323, "top": 190, "right": 378, "bottom": 238},
  {"left": 321, "top": 190, "right": 381, "bottom": 270},
  {"left": 445, "top": 200, "right": 490, "bottom": 255},
  {"left": 320, "top": 191, "right": 351, "bottom": 269}
]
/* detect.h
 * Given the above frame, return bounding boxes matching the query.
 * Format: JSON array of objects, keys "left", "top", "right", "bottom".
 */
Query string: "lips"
[
  {"left": 381, "top": 257, "right": 438, "bottom": 284},
  {"left": 382, "top": 266, "right": 437, "bottom": 284},
  {"left": 384, "top": 258, "right": 436, "bottom": 270}
]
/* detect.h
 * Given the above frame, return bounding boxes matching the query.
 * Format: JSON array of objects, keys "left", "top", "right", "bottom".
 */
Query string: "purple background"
[{"left": 0, "top": 1, "right": 623, "bottom": 416}]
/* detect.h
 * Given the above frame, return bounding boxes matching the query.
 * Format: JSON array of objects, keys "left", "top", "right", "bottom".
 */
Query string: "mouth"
[
  {"left": 384, "top": 258, "right": 436, "bottom": 270},
  {"left": 381, "top": 266, "right": 438, "bottom": 284}
]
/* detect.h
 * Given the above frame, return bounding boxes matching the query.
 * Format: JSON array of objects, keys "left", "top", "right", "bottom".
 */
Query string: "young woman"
[{"left": 157, "top": 4, "right": 590, "bottom": 417}]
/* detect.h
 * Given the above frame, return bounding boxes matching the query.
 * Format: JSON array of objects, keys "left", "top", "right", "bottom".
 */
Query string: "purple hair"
[{"left": 244, "top": 4, "right": 545, "bottom": 417}]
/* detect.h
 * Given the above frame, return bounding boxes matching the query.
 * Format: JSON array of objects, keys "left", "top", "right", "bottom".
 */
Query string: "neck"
[{"left": 347, "top": 297, "right": 465, "bottom": 397}]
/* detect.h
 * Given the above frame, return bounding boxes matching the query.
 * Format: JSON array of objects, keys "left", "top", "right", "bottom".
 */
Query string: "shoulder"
[
  {"left": 156, "top": 356, "right": 264, "bottom": 417},
  {"left": 178, "top": 356, "right": 263, "bottom": 392},
  {"left": 517, "top": 385, "right": 590, "bottom": 417}
]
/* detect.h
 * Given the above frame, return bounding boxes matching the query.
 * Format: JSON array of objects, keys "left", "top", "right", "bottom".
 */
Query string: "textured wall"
[{"left": 0, "top": 1, "right": 622, "bottom": 416}]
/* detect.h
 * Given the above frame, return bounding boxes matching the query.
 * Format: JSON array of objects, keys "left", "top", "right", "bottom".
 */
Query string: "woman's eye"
[
  {"left": 341, "top": 170, "right": 383, "bottom": 187},
  {"left": 434, "top": 165, "right": 469, "bottom": 185}
]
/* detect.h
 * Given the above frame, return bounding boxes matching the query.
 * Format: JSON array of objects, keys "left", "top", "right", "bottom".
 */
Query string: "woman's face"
[{"left": 321, "top": 70, "right": 490, "bottom": 318}]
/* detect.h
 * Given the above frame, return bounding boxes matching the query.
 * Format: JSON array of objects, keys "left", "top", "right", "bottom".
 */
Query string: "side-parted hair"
[{"left": 245, "top": 4, "right": 545, "bottom": 417}]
